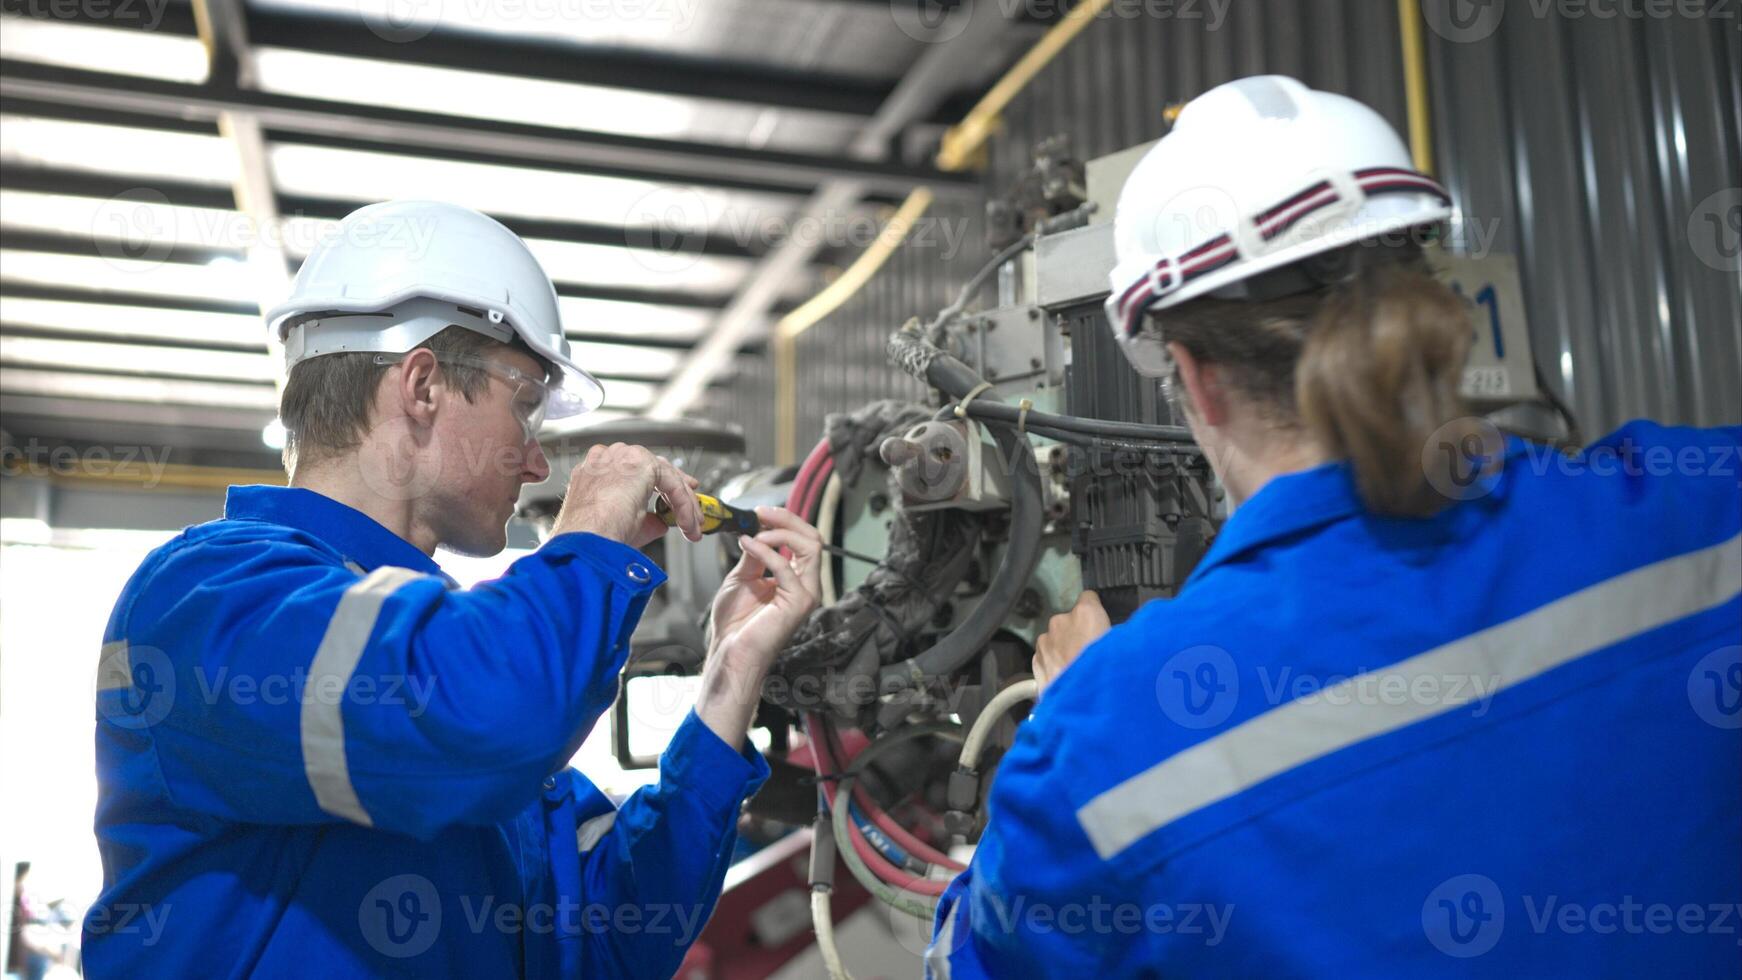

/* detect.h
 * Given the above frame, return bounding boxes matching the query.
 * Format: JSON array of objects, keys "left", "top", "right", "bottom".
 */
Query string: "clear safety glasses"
[{"left": 373, "top": 352, "right": 553, "bottom": 444}]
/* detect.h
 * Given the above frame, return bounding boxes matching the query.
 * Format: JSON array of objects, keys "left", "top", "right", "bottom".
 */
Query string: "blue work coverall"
[
  {"left": 930, "top": 420, "right": 1741, "bottom": 976},
  {"left": 84, "top": 485, "right": 768, "bottom": 977}
]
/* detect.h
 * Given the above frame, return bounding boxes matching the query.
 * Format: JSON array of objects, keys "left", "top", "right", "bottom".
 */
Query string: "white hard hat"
[
  {"left": 1105, "top": 75, "right": 1453, "bottom": 376},
  {"left": 266, "top": 200, "right": 605, "bottom": 417}
]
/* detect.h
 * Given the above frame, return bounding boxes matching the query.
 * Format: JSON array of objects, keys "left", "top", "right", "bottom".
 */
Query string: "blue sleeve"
[
  {"left": 576, "top": 710, "right": 769, "bottom": 977},
  {"left": 926, "top": 691, "right": 1144, "bottom": 976},
  {"left": 108, "top": 529, "right": 661, "bottom": 839}
]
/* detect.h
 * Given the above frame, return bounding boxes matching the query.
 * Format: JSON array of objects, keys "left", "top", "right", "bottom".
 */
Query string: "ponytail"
[
  {"left": 1152, "top": 247, "right": 1474, "bottom": 518},
  {"left": 1295, "top": 263, "right": 1472, "bottom": 517}
]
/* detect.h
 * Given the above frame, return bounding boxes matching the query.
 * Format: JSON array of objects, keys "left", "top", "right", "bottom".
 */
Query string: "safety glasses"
[{"left": 372, "top": 352, "right": 553, "bottom": 444}]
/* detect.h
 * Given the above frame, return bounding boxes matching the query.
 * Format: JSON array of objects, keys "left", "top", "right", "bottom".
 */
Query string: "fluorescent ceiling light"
[
  {"left": 0, "top": 367, "right": 279, "bottom": 409},
  {"left": 251, "top": 0, "right": 690, "bottom": 45},
  {"left": 597, "top": 380, "right": 654, "bottom": 411},
  {"left": 566, "top": 342, "right": 679, "bottom": 380},
  {"left": 0, "top": 115, "right": 238, "bottom": 187},
  {"left": 0, "top": 190, "right": 256, "bottom": 254},
  {"left": 0, "top": 15, "right": 209, "bottom": 84},
  {"left": 0, "top": 335, "right": 278, "bottom": 382},
  {"left": 557, "top": 297, "right": 710, "bottom": 343},
  {"left": 0, "top": 297, "right": 266, "bottom": 350},
  {"left": 254, "top": 48, "right": 699, "bottom": 139},
  {"left": 0, "top": 252, "right": 263, "bottom": 307},
  {"left": 522, "top": 238, "right": 750, "bottom": 295},
  {"left": 268, "top": 143, "right": 786, "bottom": 232}
]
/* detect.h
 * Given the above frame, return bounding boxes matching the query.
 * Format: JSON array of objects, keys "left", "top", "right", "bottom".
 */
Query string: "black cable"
[{"left": 932, "top": 401, "right": 1197, "bottom": 444}]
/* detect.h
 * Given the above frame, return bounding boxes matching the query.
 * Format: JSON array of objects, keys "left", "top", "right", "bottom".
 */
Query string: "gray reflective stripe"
[
  {"left": 576, "top": 811, "right": 617, "bottom": 853},
  {"left": 1078, "top": 531, "right": 1742, "bottom": 861},
  {"left": 925, "top": 898, "right": 961, "bottom": 980},
  {"left": 300, "top": 565, "right": 426, "bottom": 826},
  {"left": 97, "top": 640, "right": 131, "bottom": 691}
]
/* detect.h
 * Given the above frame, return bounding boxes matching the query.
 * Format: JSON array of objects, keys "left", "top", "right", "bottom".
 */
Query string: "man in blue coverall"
[
  {"left": 83, "top": 200, "right": 825, "bottom": 977},
  {"left": 928, "top": 76, "right": 1741, "bottom": 976}
]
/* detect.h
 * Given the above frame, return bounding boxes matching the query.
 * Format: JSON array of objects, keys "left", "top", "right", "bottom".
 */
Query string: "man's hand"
[
  {"left": 695, "top": 507, "right": 823, "bottom": 749},
  {"left": 551, "top": 443, "right": 703, "bottom": 548},
  {"left": 1033, "top": 590, "right": 1111, "bottom": 694}
]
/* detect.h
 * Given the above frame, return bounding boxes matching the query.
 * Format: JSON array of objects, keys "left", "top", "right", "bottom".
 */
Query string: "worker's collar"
[
  {"left": 225, "top": 485, "right": 456, "bottom": 587},
  {"left": 1183, "top": 435, "right": 1529, "bottom": 587}
]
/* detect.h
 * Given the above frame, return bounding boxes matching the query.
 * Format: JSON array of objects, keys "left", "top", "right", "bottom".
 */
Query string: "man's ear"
[
  {"left": 392, "top": 348, "right": 442, "bottom": 429},
  {"left": 1167, "top": 341, "right": 1227, "bottom": 428}
]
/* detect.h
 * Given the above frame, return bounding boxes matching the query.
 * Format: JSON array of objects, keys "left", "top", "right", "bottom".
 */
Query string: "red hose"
[{"left": 802, "top": 715, "right": 966, "bottom": 884}]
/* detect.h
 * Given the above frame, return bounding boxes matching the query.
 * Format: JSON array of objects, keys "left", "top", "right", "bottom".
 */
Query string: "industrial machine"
[{"left": 516, "top": 139, "right": 1564, "bottom": 973}]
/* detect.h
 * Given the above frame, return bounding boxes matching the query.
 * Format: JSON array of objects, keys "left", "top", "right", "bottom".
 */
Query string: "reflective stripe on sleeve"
[
  {"left": 925, "top": 897, "right": 962, "bottom": 980},
  {"left": 300, "top": 565, "right": 426, "bottom": 826},
  {"left": 1077, "top": 532, "right": 1742, "bottom": 861},
  {"left": 97, "top": 640, "right": 131, "bottom": 691}
]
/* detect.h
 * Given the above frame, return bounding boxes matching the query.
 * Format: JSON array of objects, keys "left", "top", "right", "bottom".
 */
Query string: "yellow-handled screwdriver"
[{"left": 655, "top": 492, "right": 762, "bottom": 537}]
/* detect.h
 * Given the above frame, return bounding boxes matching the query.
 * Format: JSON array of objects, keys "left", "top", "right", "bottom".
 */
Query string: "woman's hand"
[
  {"left": 1033, "top": 590, "right": 1111, "bottom": 694},
  {"left": 695, "top": 506, "right": 823, "bottom": 749}
]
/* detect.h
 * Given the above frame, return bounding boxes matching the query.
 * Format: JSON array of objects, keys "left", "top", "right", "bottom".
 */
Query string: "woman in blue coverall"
[{"left": 928, "top": 75, "right": 1740, "bottom": 977}]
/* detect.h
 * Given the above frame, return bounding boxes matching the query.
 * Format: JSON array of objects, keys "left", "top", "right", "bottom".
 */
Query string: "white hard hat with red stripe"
[
  {"left": 1105, "top": 75, "right": 1453, "bottom": 376},
  {"left": 266, "top": 200, "right": 606, "bottom": 418}
]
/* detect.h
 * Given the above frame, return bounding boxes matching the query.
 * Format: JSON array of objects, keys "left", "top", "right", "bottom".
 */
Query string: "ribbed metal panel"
[
  {"left": 709, "top": 0, "right": 1739, "bottom": 460},
  {"left": 1428, "top": 1, "right": 1740, "bottom": 432}
]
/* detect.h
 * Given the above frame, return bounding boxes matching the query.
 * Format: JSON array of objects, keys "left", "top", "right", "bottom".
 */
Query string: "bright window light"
[
  {"left": 523, "top": 237, "right": 751, "bottom": 295},
  {"left": 598, "top": 379, "right": 655, "bottom": 410},
  {"left": 267, "top": 143, "right": 780, "bottom": 231},
  {"left": 0, "top": 367, "right": 279, "bottom": 409},
  {"left": 253, "top": 48, "right": 698, "bottom": 139},
  {"left": 0, "top": 251, "right": 261, "bottom": 306},
  {"left": 261, "top": 418, "right": 288, "bottom": 451},
  {"left": 0, "top": 115, "right": 238, "bottom": 187},
  {"left": 0, "top": 335, "right": 278, "bottom": 382},
  {"left": 0, "top": 14, "right": 209, "bottom": 84},
  {"left": 556, "top": 297, "right": 710, "bottom": 343},
  {"left": 0, "top": 297, "right": 266, "bottom": 349},
  {"left": 0, "top": 191, "right": 254, "bottom": 254}
]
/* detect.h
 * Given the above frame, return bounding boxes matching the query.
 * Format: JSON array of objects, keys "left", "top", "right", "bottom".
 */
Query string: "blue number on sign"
[{"left": 1474, "top": 284, "right": 1503, "bottom": 359}]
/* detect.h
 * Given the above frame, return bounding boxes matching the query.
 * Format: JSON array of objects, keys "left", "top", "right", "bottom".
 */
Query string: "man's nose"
[{"left": 523, "top": 437, "right": 551, "bottom": 483}]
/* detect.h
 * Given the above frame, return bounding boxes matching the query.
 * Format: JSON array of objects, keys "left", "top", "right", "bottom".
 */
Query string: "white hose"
[
  {"left": 817, "top": 471, "right": 844, "bottom": 607},
  {"left": 812, "top": 888, "right": 854, "bottom": 980},
  {"left": 958, "top": 679, "right": 1040, "bottom": 772}
]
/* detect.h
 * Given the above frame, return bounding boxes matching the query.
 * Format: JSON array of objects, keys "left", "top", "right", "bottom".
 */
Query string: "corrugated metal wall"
[
  {"left": 1426, "top": 0, "right": 1740, "bottom": 433},
  {"left": 708, "top": 0, "right": 1739, "bottom": 461}
]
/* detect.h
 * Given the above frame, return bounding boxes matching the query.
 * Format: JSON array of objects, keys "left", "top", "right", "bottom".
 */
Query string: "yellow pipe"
[
  {"left": 1397, "top": 0, "right": 1436, "bottom": 176},
  {"left": 935, "top": 0, "right": 1117, "bottom": 172},
  {"left": 774, "top": 188, "right": 934, "bottom": 463}
]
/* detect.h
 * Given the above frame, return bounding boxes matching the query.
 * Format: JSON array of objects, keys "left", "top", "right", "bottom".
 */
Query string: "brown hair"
[
  {"left": 278, "top": 325, "right": 545, "bottom": 472},
  {"left": 1152, "top": 245, "right": 1473, "bottom": 517}
]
